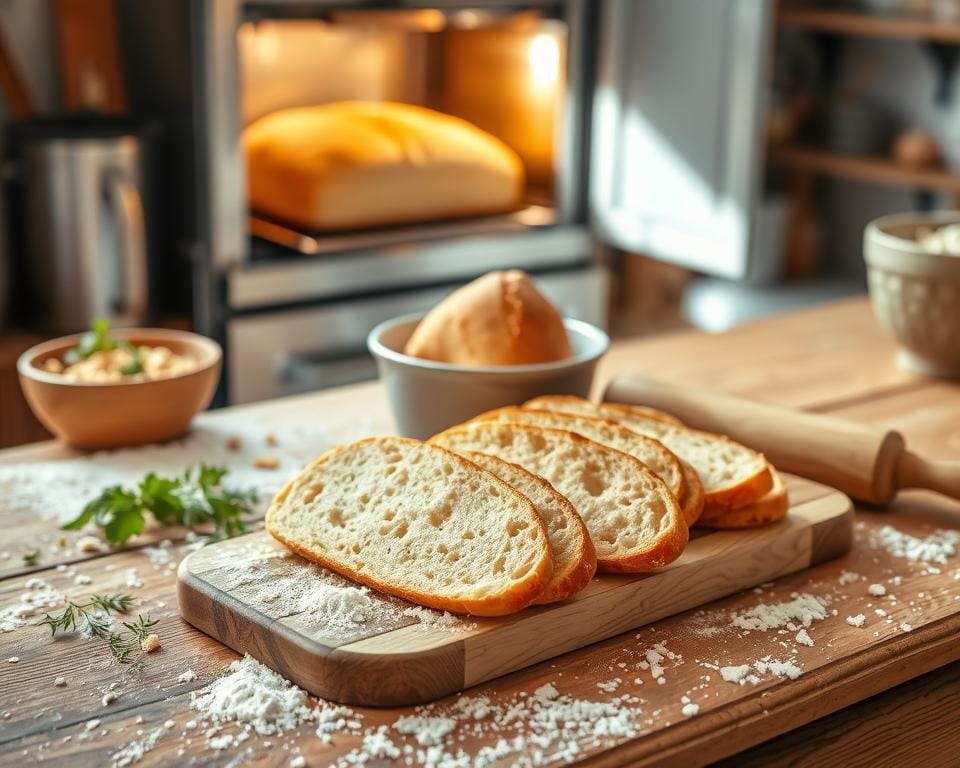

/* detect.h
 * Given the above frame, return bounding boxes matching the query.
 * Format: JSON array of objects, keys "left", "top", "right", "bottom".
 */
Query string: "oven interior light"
[{"left": 528, "top": 33, "right": 559, "bottom": 90}]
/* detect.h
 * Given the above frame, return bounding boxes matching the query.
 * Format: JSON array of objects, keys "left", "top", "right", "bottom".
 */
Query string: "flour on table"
[
  {"left": 0, "top": 413, "right": 372, "bottom": 524},
  {"left": 110, "top": 727, "right": 164, "bottom": 767},
  {"left": 729, "top": 594, "right": 828, "bottom": 632},
  {"left": 190, "top": 655, "right": 319, "bottom": 736},
  {"left": 0, "top": 577, "right": 65, "bottom": 633},
  {"left": 869, "top": 525, "right": 960, "bottom": 564},
  {"left": 845, "top": 614, "right": 866, "bottom": 628},
  {"left": 794, "top": 629, "right": 814, "bottom": 647},
  {"left": 837, "top": 570, "right": 861, "bottom": 585}
]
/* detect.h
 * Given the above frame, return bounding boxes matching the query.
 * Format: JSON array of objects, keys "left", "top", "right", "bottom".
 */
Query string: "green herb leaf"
[
  {"left": 22, "top": 550, "right": 39, "bottom": 566},
  {"left": 65, "top": 317, "right": 120, "bottom": 364},
  {"left": 62, "top": 466, "right": 255, "bottom": 547}
]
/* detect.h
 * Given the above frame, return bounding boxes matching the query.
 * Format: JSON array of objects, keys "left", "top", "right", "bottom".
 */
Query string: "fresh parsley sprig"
[
  {"left": 62, "top": 465, "right": 256, "bottom": 546},
  {"left": 36, "top": 594, "right": 157, "bottom": 666},
  {"left": 64, "top": 317, "right": 143, "bottom": 375}
]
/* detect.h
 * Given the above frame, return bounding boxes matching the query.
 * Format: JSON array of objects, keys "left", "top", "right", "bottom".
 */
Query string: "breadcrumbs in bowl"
[{"left": 18, "top": 328, "right": 221, "bottom": 450}]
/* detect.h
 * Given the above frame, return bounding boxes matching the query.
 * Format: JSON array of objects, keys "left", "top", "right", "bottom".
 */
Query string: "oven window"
[{"left": 238, "top": 9, "right": 566, "bottom": 250}]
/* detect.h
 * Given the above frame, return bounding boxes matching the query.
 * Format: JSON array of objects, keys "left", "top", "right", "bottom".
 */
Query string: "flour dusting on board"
[{"left": 0, "top": 413, "right": 372, "bottom": 523}]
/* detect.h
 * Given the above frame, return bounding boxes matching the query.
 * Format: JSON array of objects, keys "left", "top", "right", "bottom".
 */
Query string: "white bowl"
[
  {"left": 864, "top": 211, "right": 960, "bottom": 377},
  {"left": 368, "top": 314, "right": 610, "bottom": 439}
]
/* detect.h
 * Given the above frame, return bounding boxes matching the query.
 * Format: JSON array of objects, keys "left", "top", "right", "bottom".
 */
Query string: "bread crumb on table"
[
  {"left": 141, "top": 634, "right": 161, "bottom": 653},
  {"left": 254, "top": 456, "right": 279, "bottom": 470}
]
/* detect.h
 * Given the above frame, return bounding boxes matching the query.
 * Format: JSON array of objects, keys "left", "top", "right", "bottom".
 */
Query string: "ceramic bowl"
[
  {"left": 368, "top": 313, "right": 610, "bottom": 439},
  {"left": 18, "top": 328, "right": 222, "bottom": 449},
  {"left": 864, "top": 211, "right": 960, "bottom": 378}
]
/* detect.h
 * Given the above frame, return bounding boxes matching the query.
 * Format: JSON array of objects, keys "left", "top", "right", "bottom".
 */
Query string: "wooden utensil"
[
  {"left": 179, "top": 476, "right": 850, "bottom": 706},
  {"left": 605, "top": 375, "right": 960, "bottom": 506}
]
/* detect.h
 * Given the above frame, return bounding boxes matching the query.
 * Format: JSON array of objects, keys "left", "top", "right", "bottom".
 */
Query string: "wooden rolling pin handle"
[{"left": 896, "top": 450, "right": 960, "bottom": 501}]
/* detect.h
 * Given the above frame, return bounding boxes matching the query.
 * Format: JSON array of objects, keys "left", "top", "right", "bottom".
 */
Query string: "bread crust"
[
  {"left": 460, "top": 451, "right": 597, "bottom": 604},
  {"left": 523, "top": 395, "right": 684, "bottom": 426},
  {"left": 265, "top": 436, "right": 553, "bottom": 617},
  {"left": 696, "top": 468, "right": 788, "bottom": 528},
  {"left": 431, "top": 423, "right": 688, "bottom": 573},
  {"left": 678, "top": 460, "right": 705, "bottom": 526}
]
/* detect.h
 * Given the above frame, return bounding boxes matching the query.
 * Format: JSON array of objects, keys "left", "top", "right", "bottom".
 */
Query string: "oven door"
[{"left": 590, "top": 0, "right": 774, "bottom": 281}]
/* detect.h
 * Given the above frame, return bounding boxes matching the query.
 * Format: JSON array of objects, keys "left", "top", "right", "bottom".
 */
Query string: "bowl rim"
[
  {"left": 367, "top": 312, "right": 610, "bottom": 375},
  {"left": 865, "top": 211, "right": 960, "bottom": 254},
  {"left": 17, "top": 327, "right": 222, "bottom": 388}
]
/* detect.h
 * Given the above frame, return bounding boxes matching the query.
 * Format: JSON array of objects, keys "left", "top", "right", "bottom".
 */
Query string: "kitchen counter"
[{"left": 2, "top": 296, "right": 959, "bottom": 767}]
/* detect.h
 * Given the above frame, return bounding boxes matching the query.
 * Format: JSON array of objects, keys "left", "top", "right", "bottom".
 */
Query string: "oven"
[{"left": 177, "top": 0, "right": 773, "bottom": 404}]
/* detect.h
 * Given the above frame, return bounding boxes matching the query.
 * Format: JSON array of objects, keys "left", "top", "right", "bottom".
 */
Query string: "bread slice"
[
  {"left": 697, "top": 468, "right": 789, "bottom": 529},
  {"left": 524, "top": 395, "right": 684, "bottom": 426},
  {"left": 470, "top": 407, "right": 685, "bottom": 502},
  {"left": 431, "top": 422, "right": 687, "bottom": 572},
  {"left": 462, "top": 452, "right": 596, "bottom": 603},
  {"left": 522, "top": 396, "right": 772, "bottom": 514},
  {"left": 265, "top": 437, "right": 553, "bottom": 616},
  {"left": 678, "top": 460, "right": 705, "bottom": 526}
]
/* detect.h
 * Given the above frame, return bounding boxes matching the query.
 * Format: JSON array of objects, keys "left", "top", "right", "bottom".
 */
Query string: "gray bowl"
[
  {"left": 367, "top": 313, "right": 610, "bottom": 439},
  {"left": 864, "top": 211, "right": 960, "bottom": 378}
]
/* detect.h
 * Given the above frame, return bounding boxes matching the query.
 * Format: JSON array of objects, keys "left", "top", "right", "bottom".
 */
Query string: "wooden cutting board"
[{"left": 177, "top": 474, "right": 852, "bottom": 707}]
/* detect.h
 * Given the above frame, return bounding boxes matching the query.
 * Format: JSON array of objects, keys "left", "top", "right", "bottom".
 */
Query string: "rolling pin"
[{"left": 604, "top": 375, "right": 960, "bottom": 506}]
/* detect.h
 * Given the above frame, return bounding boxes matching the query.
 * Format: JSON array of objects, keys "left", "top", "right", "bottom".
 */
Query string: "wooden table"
[{"left": 2, "top": 296, "right": 959, "bottom": 767}]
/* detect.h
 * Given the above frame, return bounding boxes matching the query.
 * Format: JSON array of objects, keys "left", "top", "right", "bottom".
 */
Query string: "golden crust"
[
  {"left": 431, "top": 422, "right": 688, "bottom": 574},
  {"left": 265, "top": 436, "right": 553, "bottom": 617},
  {"left": 523, "top": 395, "right": 684, "bottom": 426},
  {"left": 696, "top": 468, "right": 789, "bottom": 529},
  {"left": 678, "top": 460, "right": 705, "bottom": 527}
]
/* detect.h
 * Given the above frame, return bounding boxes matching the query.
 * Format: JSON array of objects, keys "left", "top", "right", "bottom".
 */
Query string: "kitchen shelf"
[
  {"left": 770, "top": 145, "right": 960, "bottom": 194},
  {"left": 779, "top": 7, "right": 960, "bottom": 43}
]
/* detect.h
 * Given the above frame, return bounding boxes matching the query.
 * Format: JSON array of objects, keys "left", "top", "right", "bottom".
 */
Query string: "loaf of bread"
[
  {"left": 462, "top": 452, "right": 596, "bottom": 603},
  {"left": 404, "top": 270, "right": 572, "bottom": 366},
  {"left": 431, "top": 422, "right": 688, "bottom": 572},
  {"left": 244, "top": 102, "right": 525, "bottom": 231},
  {"left": 265, "top": 437, "right": 553, "bottom": 616},
  {"left": 697, "top": 467, "right": 788, "bottom": 528}
]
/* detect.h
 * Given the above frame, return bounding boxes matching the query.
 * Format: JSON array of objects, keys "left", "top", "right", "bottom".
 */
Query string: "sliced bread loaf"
[
  {"left": 678, "top": 460, "right": 705, "bottom": 526},
  {"left": 431, "top": 422, "right": 687, "bottom": 572},
  {"left": 696, "top": 468, "right": 788, "bottom": 529},
  {"left": 265, "top": 437, "right": 553, "bottom": 616},
  {"left": 525, "top": 395, "right": 684, "bottom": 426},
  {"left": 469, "top": 407, "right": 685, "bottom": 502},
  {"left": 522, "top": 396, "right": 772, "bottom": 514},
  {"left": 462, "top": 451, "right": 596, "bottom": 603}
]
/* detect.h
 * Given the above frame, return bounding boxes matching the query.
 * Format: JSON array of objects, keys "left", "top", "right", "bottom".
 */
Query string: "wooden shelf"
[
  {"left": 770, "top": 145, "right": 960, "bottom": 195},
  {"left": 779, "top": 7, "right": 960, "bottom": 43}
]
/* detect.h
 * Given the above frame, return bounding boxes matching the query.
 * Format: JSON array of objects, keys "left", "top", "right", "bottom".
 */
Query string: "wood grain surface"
[
  {"left": 2, "top": 297, "right": 960, "bottom": 767},
  {"left": 177, "top": 478, "right": 851, "bottom": 706}
]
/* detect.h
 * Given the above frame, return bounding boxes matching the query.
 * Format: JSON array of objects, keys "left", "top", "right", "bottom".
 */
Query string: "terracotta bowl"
[
  {"left": 368, "top": 313, "right": 610, "bottom": 440},
  {"left": 864, "top": 211, "right": 960, "bottom": 378},
  {"left": 17, "top": 328, "right": 222, "bottom": 450}
]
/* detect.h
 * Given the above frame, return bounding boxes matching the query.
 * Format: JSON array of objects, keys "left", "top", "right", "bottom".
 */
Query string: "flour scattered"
[
  {"left": 794, "top": 629, "right": 814, "bottom": 647},
  {"left": 401, "top": 605, "right": 476, "bottom": 632},
  {"left": 0, "top": 578, "right": 65, "bottom": 633},
  {"left": 837, "top": 571, "right": 861, "bottom": 585},
  {"left": 867, "top": 583, "right": 887, "bottom": 597},
  {"left": 869, "top": 525, "right": 960, "bottom": 564},
  {"left": 730, "top": 594, "right": 828, "bottom": 632},
  {"left": 846, "top": 614, "right": 866, "bottom": 628},
  {"left": 110, "top": 726, "right": 163, "bottom": 767},
  {"left": 753, "top": 657, "right": 802, "bottom": 680},
  {"left": 190, "top": 655, "right": 317, "bottom": 735},
  {"left": 177, "top": 669, "right": 198, "bottom": 684},
  {"left": 395, "top": 715, "right": 457, "bottom": 746}
]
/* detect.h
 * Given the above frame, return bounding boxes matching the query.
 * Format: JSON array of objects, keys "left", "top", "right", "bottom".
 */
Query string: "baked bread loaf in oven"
[{"left": 244, "top": 101, "right": 525, "bottom": 231}]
